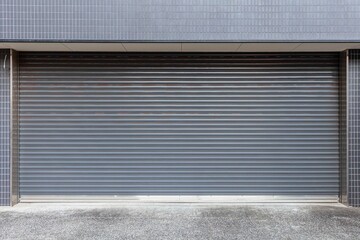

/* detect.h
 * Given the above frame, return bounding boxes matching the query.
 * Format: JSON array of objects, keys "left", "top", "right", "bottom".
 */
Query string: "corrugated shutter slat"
[{"left": 19, "top": 53, "right": 339, "bottom": 197}]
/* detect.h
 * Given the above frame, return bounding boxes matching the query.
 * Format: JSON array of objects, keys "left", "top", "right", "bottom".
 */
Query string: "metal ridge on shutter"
[{"left": 18, "top": 53, "right": 339, "bottom": 198}]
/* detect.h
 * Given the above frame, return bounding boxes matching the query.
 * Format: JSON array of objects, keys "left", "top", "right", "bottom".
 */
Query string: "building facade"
[{"left": 0, "top": 0, "right": 360, "bottom": 207}]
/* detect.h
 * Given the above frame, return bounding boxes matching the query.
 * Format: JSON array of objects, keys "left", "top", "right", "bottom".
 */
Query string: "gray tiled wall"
[
  {"left": 11, "top": 50, "right": 19, "bottom": 205},
  {"left": 348, "top": 50, "right": 360, "bottom": 207},
  {"left": 1, "top": 0, "right": 360, "bottom": 42},
  {"left": 0, "top": 50, "right": 10, "bottom": 206}
]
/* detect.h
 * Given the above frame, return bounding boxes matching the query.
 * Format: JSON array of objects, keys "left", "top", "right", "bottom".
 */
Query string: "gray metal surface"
[
  {"left": 10, "top": 50, "right": 19, "bottom": 205},
  {"left": 19, "top": 53, "right": 339, "bottom": 197},
  {"left": 348, "top": 50, "right": 360, "bottom": 207},
  {"left": 0, "top": 50, "right": 10, "bottom": 206},
  {"left": 339, "top": 51, "right": 348, "bottom": 205},
  {"left": 1, "top": 0, "right": 360, "bottom": 42}
]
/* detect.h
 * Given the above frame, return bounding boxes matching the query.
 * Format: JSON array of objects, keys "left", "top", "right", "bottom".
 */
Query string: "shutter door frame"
[{"left": 18, "top": 53, "right": 340, "bottom": 202}]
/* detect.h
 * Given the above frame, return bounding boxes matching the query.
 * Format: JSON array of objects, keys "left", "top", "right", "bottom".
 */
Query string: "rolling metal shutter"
[{"left": 19, "top": 53, "right": 339, "bottom": 198}]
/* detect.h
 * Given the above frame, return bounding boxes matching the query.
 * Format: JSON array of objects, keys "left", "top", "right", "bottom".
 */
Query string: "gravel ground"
[{"left": 0, "top": 203, "right": 359, "bottom": 240}]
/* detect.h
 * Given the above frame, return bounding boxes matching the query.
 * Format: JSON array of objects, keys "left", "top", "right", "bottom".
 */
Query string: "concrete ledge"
[{"left": 20, "top": 195, "right": 339, "bottom": 203}]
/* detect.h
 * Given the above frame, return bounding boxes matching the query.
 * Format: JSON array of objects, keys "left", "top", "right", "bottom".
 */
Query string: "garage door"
[{"left": 19, "top": 53, "right": 339, "bottom": 199}]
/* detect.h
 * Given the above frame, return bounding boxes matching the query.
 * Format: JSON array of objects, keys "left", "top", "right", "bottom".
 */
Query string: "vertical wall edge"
[
  {"left": 10, "top": 49, "right": 19, "bottom": 206},
  {"left": 339, "top": 50, "right": 348, "bottom": 205},
  {"left": 347, "top": 49, "right": 360, "bottom": 207},
  {"left": 0, "top": 49, "right": 11, "bottom": 206}
]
